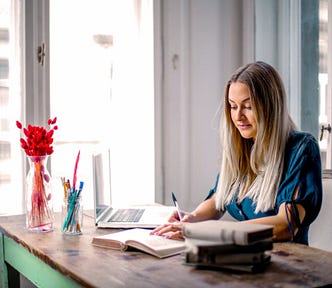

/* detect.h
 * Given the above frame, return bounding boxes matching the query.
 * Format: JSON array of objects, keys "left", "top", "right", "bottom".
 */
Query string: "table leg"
[
  {"left": 0, "top": 233, "right": 9, "bottom": 288},
  {"left": 7, "top": 263, "right": 20, "bottom": 288}
]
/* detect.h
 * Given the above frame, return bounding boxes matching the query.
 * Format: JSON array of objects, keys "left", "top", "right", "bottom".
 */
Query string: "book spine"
[
  {"left": 213, "top": 252, "right": 267, "bottom": 265},
  {"left": 184, "top": 227, "right": 249, "bottom": 245},
  {"left": 185, "top": 261, "right": 270, "bottom": 273},
  {"left": 184, "top": 228, "right": 273, "bottom": 245},
  {"left": 186, "top": 251, "right": 271, "bottom": 265},
  {"left": 220, "top": 229, "right": 247, "bottom": 245},
  {"left": 194, "top": 240, "right": 273, "bottom": 255}
]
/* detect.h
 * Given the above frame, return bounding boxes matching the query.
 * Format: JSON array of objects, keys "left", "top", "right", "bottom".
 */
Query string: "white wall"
[
  {"left": 156, "top": 0, "right": 250, "bottom": 211},
  {"left": 309, "top": 178, "right": 332, "bottom": 251}
]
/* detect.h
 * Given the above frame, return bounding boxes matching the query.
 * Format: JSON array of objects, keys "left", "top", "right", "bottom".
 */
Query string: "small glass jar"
[{"left": 61, "top": 192, "right": 83, "bottom": 235}]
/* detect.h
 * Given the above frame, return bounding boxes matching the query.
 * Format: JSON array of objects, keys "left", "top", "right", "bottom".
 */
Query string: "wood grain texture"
[{"left": 0, "top": 212, "right": 331, "bottom": 288}]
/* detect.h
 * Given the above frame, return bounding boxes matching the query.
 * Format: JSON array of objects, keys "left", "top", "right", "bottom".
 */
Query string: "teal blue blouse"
[{"left": 207, "top": 131, "right": 322, "bottom": 245}]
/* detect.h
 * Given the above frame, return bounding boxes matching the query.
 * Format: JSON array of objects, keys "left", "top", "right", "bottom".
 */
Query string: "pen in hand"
[{"left": 171, "top": 192, "right": 182, "bottom": 221}]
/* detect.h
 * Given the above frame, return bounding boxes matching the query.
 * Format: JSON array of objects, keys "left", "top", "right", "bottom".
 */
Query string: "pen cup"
[{"left": 61, "top": 193, "right": 83, "bottom": 235}]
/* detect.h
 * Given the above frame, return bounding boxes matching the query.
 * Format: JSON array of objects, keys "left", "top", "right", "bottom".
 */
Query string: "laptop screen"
[{"left": 92, "top": 149, "right": 111, "bottom": 223}]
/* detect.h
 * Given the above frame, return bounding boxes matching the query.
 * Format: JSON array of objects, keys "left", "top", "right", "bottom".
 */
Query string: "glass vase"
[{"left": 26, "top": 155, "right": 54, "bottom": 232}]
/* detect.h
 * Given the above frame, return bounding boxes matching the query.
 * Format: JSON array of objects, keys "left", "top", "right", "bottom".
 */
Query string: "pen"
[{"left": 171, "top": 192, "right": 182, "bottom": 221}]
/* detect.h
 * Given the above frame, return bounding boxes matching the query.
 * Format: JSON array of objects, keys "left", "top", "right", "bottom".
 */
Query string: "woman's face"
[{"left": 228, "top": 82, "right": 257, "bottom": 140}]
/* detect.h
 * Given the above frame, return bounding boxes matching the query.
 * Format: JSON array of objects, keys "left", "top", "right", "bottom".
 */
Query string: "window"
[
  {"left": 0, "top": 0, "right": 155, "bottom": 215},
  {"left": 50, "top": 0, "right": 155, "bottom": 210},
  {"left": 255, "top": 0, "right": 332, "bottom": 171},
  {"left": 0, "top": 0, "right": 24, "bottom": 215},
  {"left": 319, "top": 0, "right": 332, "bottom": 170}
]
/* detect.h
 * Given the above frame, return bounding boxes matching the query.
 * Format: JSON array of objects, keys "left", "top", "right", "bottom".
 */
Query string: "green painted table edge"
[{"left": 0, "top": 233, "right": 81, "bottom": 288}]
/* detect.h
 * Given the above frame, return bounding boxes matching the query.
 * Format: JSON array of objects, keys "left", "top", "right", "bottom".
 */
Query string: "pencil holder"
[{"left": 61, "top": 192, "right": 83, "bottom": 235}]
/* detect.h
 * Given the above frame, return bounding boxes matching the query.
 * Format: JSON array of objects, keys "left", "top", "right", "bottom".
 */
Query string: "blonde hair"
[{"left": 215, "top": 61, "right": 297, "bottom": 213}]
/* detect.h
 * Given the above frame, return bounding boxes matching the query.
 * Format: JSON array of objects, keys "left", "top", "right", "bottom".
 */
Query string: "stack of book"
[{"left": 182, "top": 220, "right": 274, "bottom": 273}]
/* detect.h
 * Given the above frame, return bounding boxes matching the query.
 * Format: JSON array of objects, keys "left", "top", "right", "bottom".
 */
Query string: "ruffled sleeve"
[{"left": 276, "top": 132, "right": 322, "bottom": 227}]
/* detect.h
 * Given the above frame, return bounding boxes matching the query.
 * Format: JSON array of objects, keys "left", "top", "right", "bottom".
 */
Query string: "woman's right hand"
[
  {"left": 167, "top": 209, "right": 190, "bottom": 222},
  {"left": 151, "top": 194, "right": 221, "bottom": 239}
]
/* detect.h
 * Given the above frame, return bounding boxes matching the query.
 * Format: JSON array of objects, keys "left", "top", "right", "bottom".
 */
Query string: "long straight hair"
[{"left": 215, "top": 61, "right": 297, "bottom": 213}]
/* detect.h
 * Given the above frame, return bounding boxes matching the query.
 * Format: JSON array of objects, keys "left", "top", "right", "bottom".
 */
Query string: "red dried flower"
[
  {"left": 16, "top": 121, "right": 22, "bottom": 129},
  {"left": 16, "top": 118, "right": 58, "bottom": 156}
]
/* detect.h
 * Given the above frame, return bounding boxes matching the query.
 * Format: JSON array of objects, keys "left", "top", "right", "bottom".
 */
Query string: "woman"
[{"left": 152, "top": 61, "right": 322, "bottom": 245}]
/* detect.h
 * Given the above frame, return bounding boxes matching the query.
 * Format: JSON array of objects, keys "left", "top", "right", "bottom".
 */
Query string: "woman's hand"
[
  {"left": 150, "top": 210, "right": 195, "bottom": 239},
  {"left": 151, "top": 195, "right": 222, "bottom": 239},
  {"left": 166, "top": 209, "right": 196, "bottom": 223},
  {"left": 150, "top": 221, "right": 184, "bottom": 239}
]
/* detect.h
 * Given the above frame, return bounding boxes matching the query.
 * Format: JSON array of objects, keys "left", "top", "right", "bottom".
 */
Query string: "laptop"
[{"left": 92, "top": 150, "right": 174, "bottom": 228}]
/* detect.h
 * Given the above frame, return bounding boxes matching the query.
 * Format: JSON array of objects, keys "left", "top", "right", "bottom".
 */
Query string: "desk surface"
[{"left": 0, "top": 213, "right": 332, "bottom": 288}]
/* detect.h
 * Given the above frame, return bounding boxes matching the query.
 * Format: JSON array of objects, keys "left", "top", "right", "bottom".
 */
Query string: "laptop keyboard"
[{"left": 108, "top": 208, "right": 144, "bottom": 222}]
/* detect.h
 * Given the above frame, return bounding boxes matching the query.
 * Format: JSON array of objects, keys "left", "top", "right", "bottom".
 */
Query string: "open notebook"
[{"left": 93, "top": 150, "right": 174, "bottom": 228}]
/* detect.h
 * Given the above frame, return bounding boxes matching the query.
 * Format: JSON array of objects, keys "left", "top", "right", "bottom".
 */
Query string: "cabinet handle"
[
  {"left": 37, "top": 43, "right": 46, "bottom": 66},
  {"left": 320, "top": 123, "right": 331, "bottom": 141}
]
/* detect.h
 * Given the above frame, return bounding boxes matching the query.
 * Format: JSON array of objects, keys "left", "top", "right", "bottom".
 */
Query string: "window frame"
[{"left": 24, "top": 0, "right": 50, "bottom": 131}]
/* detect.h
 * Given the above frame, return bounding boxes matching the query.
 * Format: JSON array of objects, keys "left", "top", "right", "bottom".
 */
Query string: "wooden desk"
[{"left": 0, "top": 213, "right": 332, "bottom": 288}]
